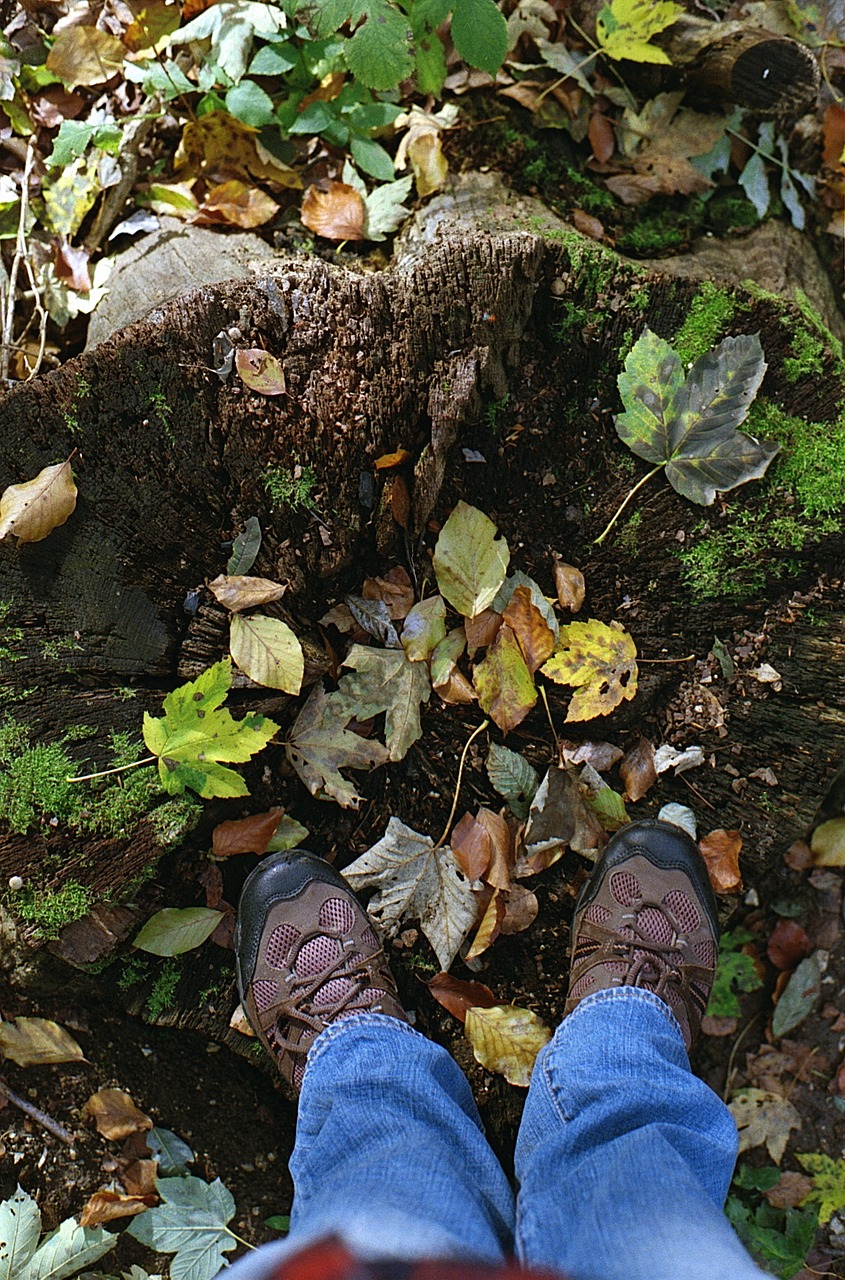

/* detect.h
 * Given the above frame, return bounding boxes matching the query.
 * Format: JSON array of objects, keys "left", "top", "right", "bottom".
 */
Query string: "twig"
[
  {"left": 433, "top": 719, "right": 489, "bottom": 850},
  {"left": 539, "top": 684, "right": 561, "bottom": 755},
  {"left": 84, "top": 112, "right": 158, "bottom": 252},
  {"left": 1, "top": 140, "right": 43, "bottom": 385},
  {"left": 638, "top": 653, "right": 695, "bottom": 663},
  {"left": 680, "top": 773, "right": 718, "bottom": 812},
  {"left": 723, "top": 1011, "right": 764, "bottom": 1101},
  {"left": 0, "top": 1077, "right": 75, "bottom": 1145}
]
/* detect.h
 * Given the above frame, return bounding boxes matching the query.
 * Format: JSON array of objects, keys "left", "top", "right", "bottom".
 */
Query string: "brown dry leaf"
[
  {"left": 55, "top": 242, "right": 92, "bottom": 293},
  {"left": 465, "top": 608, "right": 503, "bottom": 656},
  {"left": 589, "top": 104, "right": 615, "bottom": 163},
  {"left": 553, "top": 559, "right": 586, "bottom": 612},
  {"left": 519, "top": 766, "right": 606, "bottom": 874},
  {"left": 764, "top": 1171, "right": 816, "bottom": 1210},
  {"left": 729, "top": 1088, "right": 802, "bottom": 1164},
  {"left": 212, "top": 807, "right": 283, "bottom": 858},
  {"left": 199, "top": 862, "right": 224, "bottom": 908},
  {"left": 207, "top": 574, "right": 286, "bottom": 611},
  {"left": 824, "top": 104, "right": 845, "bottom": 170},
  {"left": 500, "top": 884, "right": 539, "bottom": 935},
  {"left": 0, "top": 460, "right": 77, "bottom": 544},
  {"left": 699, "top": 828, "right": 743, "bottom": 894},
  {"left": 569, "top": 208, "right": 605, "bottom": 240},
  {"left": 175, "top": 112, "right": 299, "bottom": 185},
  {"left": 746, "top": 1041, "right": 823, "bottom": 1095},
  {"left": 559, "top": 740, "right": 623, "bottom": 771},
  {"left": 701, "top": 1014, "right": 739, "bottom": 1037},
  {"left": 767, "top": 918, "right": 812, "bottom": 971},
  {"left": 375, "top": 448, "right": 413, "bottom": 470},
  {"left": 465, "top": 889, "right": 504, "bottom": 960},
  {"left": 451, "top": 811, "right": 492, "bottom": 880},
  {"left": 502, "top": 584, "right": 555, "bottom": 674},
  {"left": 363, "top": 568, "right": 415, "bottom": 620},
  {"left": 123, "top": 0, "right": 181, "bottom": 52},
  {"left": 464, "top": 1003, "right": 552, "bottom": 1087},
  {"left": 80, "top": 1190, "right": 155, "bottom": 1227},
  {"left": 427, "top": 972, "right": 497, "bottom": 1023},
  {"left": 301, "top": 181, "right": 366, "bottom": 241},
  {"left": 606, "top": 159, "right": 711, "bottom": 204},
  {"left": 785, "top": 840, "right": 813, "bottom": 872},
  {"left": 620, "top": 737, "right": 657, "bottom": 802},
  {"left": 84, "top": 1088, "right": 152, "bottom": 1140},
  {"left": 405, "top": 131, "right": 448, "bottom": 197},
  {"left": 46, "top": 26, "right": 125, "bottom": 89},
  {"left": 121, "top": 1157, "right": 158, "bottom": 1197},
  {"left": 235, "top": 348, "right": 286, "bottom": 395},
  {"left": 607, "top": 102, "right": 726, "bottom": 205},
  {"left": 29, "top": 86, "right": 85, "bottom": 128},
  {"left": 196, "top": 180, "right": 279, "bottom": 229},
  {"left": 211, "top": 903, "right": 236, "bottom": 949},
  {"left": 437, "top": 669, "right": 477, "bottom": 704},
  {"left": 389, "top": 475, "right": 411, "bottom": 529},
  {"left": 0, "top": 1016, "right": 84, "bottom": 1066},
  {"left": 476, "top": 807, "right": 513, "bottom": 891}
]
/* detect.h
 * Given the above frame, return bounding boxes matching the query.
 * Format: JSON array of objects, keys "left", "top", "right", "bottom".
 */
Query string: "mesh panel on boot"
[
  {"left": 694, "top": 937, "right": 717, "bottom": 966},
  {"left": 361, "top": 925, "right": 379, "bottom": 949},
  {"left": 266, "top": 922, "right": 299, "bottom": 967},
  {"left": 319, "top": 897, "right": 356, "bottom": 933},
  {"left": 253, "top": 979, "right": 278, "bottom": 1012},
  {"left": 584, "top": 902, "right": 612, "bottom": 923},
  {"left": 633, "top": 906, "right": 675, "bottom": 945},
  {"left": 663, "top": 889, "right": 701, "bottom": 933},
  {"left": 297, "top": 935, "right": 342, "bottom": 977},
  {"left": 610, "top": 870, "right": 641, "bottom": 905}
]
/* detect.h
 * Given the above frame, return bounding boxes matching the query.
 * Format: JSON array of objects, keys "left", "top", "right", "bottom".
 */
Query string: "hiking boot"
[
  {"left": 236, "top": 851, "right": 408, "bottom": 1091},
  {"left": 565, "top": 819, "right": 719, "bottom": 1051}
]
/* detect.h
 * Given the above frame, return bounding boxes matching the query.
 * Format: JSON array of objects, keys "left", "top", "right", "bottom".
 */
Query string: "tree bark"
[{"left": 1, "top": 173, "right": 843, "bottom": 1079}]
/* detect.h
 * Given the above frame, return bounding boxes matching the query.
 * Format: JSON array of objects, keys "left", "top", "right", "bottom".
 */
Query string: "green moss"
[
  {"left": 616, "top": 509, "right": 643, "bottom": 552},
  {"left": 147, "top": 794, "right": 203, "bottom": 846},
  {"left": 264, "top": 458, "right": 317, "bottom": 511},
  {"left": 746, "top": 399, "right": 845, "bottom": 519},
  {"left": 674, "top": 282, "right": 737, "bottom": 365},
  {"left": 678, "top": 504, "right": 810, "bottom": 600},
  {"left": 0, "top": 740, "right": 83, "bottom": 832},
  {"left": 118, "top": 954, "right": 150, "bottom": 990},
  {"left": 41, "top": 636, "right": 83, "bottom": 662},
  {"left": 484, "top": 393, "right": 510, "bottom": 433},
  {"left": 551, "top": 301, "right": 590, "bottom": 345},
  {"left": 146, "top": 957, "right": 181, "bottom": 1021},
  {"left": 0, "top": 601, "right": 25, "bottom": 667},
  {"left": 793, "top": 287, "right": 844, "bottom": 365},
  {"left": 705, "top": 190, "right": 760, "bottom": 236},
  {"left": 0, "top": 717, "right": 30, "bottom": 764},
  {"left": 783, "top": 326, "right": 826, "bottom": 383},
  {"left": 15, "top": 881, "right": 93, "bottom": 938}
]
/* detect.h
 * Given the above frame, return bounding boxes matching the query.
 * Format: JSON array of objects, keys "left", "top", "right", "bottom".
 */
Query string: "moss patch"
[
  {"left": 14, "top": 881, "right": 93, "bottom": 939},
  {"left": 146, "top": 957, "right": 181, "bottom": 1021},
  {"left": 674, "top": 281, "right": 737, "bottom": 365},
  {"left": 783, "top": 326, "right": 827, "bottom": 383},
  {"left": 746, "top": 399, "right": 845, "bottom": 519}
]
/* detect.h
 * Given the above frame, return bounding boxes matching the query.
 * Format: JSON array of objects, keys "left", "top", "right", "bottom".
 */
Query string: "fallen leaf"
[
  {"left": 267, "top": 814, "right": 309, "bottom": 852},
  {"left": 451, "top": 811, "right": 492, "bottom": 881},
  {"left": 653, "top": 743, "right": 705, "bottom": 774},
  {"left": 230, "top": 612, "right": 303, "bottom": 693},
  {"left": 0, "top": 460, "right": 77, "bottom": 544},
  {"left": 212, "top": 807, "right": 284, "bottom": 858},
  {"left": 29, "top": 87, "right": 86, "bottom": 129},
  {"left": 486, "top": 742, "right": 540, "bottom": 820},
  {"left": 347, "top": 595, "right": 401, "bottom": 647},
  {"left": 234, "top": 349, "right": 286, "bottom": 395},
  {"left": 337, "top": 644, "right": 430, "bottom": 761},
  {"left": 500, "top": 884, "right": 539, "bottom": 934},
  {"left": 746, "top": 1041, "right": 820, "bottom": 1094},
  {"left": 0, "top": 1017, "right": 84, "bottom": 1066},
  {"left": 80, "top": 1191, "right": 156, "bottom": 1227},
  {"left": 363, "top": 568, "right": 415, "bottom": 620},
  {"left": 579, "top": 764, "right": 629, "bottom": 831},
  {"left": 502, "top": 585, "right": 555, "bottom": 673},
  {"left": 619, "top": 737, "right": 657, "bottom": 801},
  {"left": 433, "top": 501, "right": 510, "bottom": 619},
  {"left": 195, "top": 179, "right": 280, "bottom": 229},
  {"left": 343, "top": 817, "right": 477, "bottom": 970},
  {"left": 785, "top": 840, "right": 813, "bottom": 871},
  {"left": 772, "top": 953, "right": 822, "bottom": 1038},
  {"left": 589, "top": 104, "right": 616, "bottom": 163},
  {"left": 465, "top": 609, "right": 503, "bottom": 655},
  {"left": 519, "top": 766, "right": 605, "bottom": 872},
  {"left": 811, "top": 817, "right": 845, "bottom": 865},
  {"left": 401, "top": 595, "right": 447, "bottom": 661},
  {"left": 230, "top": 1004, "right": 256, "bottom": 1036},
  {"left": 137, "top": 180, "right": 198, "bottom": 219},
  {"left": 767, "top": 919, "right": 812, "bottom": 971},
  {"left": 542, "top": 619, "right": 638, "bottom": 721},
  {"left": 426, "top": 973, "right": 497, "bottom": 1023},
  {"left": 474, "top": 623, "right": 537, "bottom": 734},
  {"left": 596, "top": 0, "right": 683, "bottom": 62},
  {"left": 133, "top": 907, "right": 223, "bottom": 956},
  {"left": 559, "top": 740, "right": 623, "bottom": 771},
  {"left": 657, "top": 802, "right": 697, "bottom": 840},
  {"left": 46, "top": 26, "right": 126, "bottom": 89},
  {"left": 823, "top": 103, "right": 845, "bottom": 170},
  {"left": 55, "top": 242, "right": 92, "bottom": 293},
  {"left": 750, "top": 662, "right": 782, "bottom": 684},
  {"left": 207, "top": 574, "right": 286, "bottom": 611},
  {"left": 285, "top": 684, "right": 389, "bottom": 809},
  {"left": 552, "top": 559, "right": 586, "bottom": 612},
  {"left": 493, "top": 573, "right": 558, "bottom": 641},
  {"left": 123, "top": 0, "right": 182, "bottom": 52},
  {"left": 83, "top": 1089, "right": 152, "bottom": 1141},
  {"left": 764, "top": 1170, "right": 816, "bottom": 1211},
  {"left": 122, "top": 1158, "right": 159, "bottom": 1197},
  {"left": 699, "top": 829, "right": 743, "bottom": 894},
  {"left": 175, "top": 112, "right": 299, "bottom": 185},
  {"left": 301, "top": 181, "right": 366, "bottom": 241},
  {"left": 570, "top": 209, "right": 605, "bottom": 240},
  {"left": 797, "top": 1154, "right": 845, "bottom": 1224},
  {"left": 476, "top": 807, "right": 513, "bottom": 891},
  {"left": 729, "top": 1087, "right": 802, "bottom": 1164},
  {"left": 465, "top": 889, "right": 504, "bottom": 960},
  {"left": 464, "top": 1004, "right": 552, "bottom": 1087}
]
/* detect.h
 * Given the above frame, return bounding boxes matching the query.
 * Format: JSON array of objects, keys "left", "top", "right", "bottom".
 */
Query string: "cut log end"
[{"left": 686, "top": 33, "right": 821, "bottom": 115}]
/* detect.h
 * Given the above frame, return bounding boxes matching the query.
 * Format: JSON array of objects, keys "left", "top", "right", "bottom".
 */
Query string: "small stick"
[
  {"left": 433, "top": 719, "right": 489, "bottom": 850},
  {"left": 1, "top": 140, "right": 37, "bottom": 384},
  {"left": 0, "top": 1077, "right": 75, "bottom": 1145},
  {"left": 638, "top": 653, "right": 695, "bottom": 664}
]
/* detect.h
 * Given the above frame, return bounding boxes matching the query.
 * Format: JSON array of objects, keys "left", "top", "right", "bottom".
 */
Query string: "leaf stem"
[
  {"left": 594, "top": 463, "right": 663, "bottom": 546},
  {"left": 66, "top": 756, "right": 155, "bottom": 783},
  {"left": 433, "top": 719, "right": 490, "bottom": 851}
]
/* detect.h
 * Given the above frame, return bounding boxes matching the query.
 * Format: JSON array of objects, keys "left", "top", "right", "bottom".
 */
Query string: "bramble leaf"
[
  {"left": 541, "top": 619, "right": 638, "bottom": 721},
  {"left": 451, "top": 0, "right": 508, "bottom": 75},
  {"left": 142, "top": 659, "right": 278, "bottom": 799}
]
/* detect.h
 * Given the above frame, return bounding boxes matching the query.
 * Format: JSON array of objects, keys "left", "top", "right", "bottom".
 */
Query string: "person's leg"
[
  {"left": 230, "top": 851, "right": 515, "bottom": 1280},
  {"left": 515, "top": 820, "right": 771, "bottom": 1280}
]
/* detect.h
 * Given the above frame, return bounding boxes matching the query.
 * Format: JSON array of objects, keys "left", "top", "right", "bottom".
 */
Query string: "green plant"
[
  {"left": 484, "top": 393, "right": 510, "bottom": 433},
  {"left": 783, "top": 326, "right": 826, "bottom": 383},
  {"left": 727, "top": 1165, "right": 818, "bottom": 1278},
  {"left": 118, "top": 953, "right": 150, "bottom": 990},
  {"left": 264, "top": 459, "right": 317, "bottom": 511},
  {"left": 673, "top": 281, "right": 737, "bottom": 365},
  {"left": 706, "top": 927, "right": 764, "bottom": 1018},
  {"left": 146, "top": 956, "right": 182, "bottom": 1020}
]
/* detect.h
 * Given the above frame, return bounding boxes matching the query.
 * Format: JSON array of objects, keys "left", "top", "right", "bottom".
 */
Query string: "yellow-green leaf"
[
  {"left": 41, "top": 156, "right": 100, "bottom": 237},
  {"left": 464, "top": 1004, "right": 552, "bottom": 1087},
  {"left": 133, "top": 907, "right": 223, "bottom": 956},
  {"left": 432, "top": 501, "right": 509, "bottom": 618},
  {"left": 596, "top": 0, "right": 683, "bottom": 62},
  {"left": 46, "top": 26, "right": 126, "bottom": 89},
  {"left": 810, "top": 816, "right": 845, "bottom": 865},
  {"left": 0, "top": 1016, "right": 84, "bottom": 1066},
  {"left": 401, "top": 595, "right": 447, "bottom": 662},
  {"left": 0, "top": 460, "right": 77, "bottom": 544},
  {"left": 230, "top": 612, "right": 303, "bottom": 693},
  {"left": 541, "top": 619, "right": 638, "bottom": 722},
  {"left": 473, "top": 623, "right": 537, "bottom": 734},
  {"left": 797, "top": 1153, "right": 845, "bottom": 1224}
]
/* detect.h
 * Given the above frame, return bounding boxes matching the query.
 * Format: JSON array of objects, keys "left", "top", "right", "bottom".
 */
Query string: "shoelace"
[
  {"left": 270, "top": 929, "right": 386, "bottom": 1058},
  {"left": 612, "top": 904, "right": 687, "bottom": 996}
]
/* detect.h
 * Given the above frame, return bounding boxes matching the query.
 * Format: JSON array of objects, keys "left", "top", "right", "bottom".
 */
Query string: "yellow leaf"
[
  {"left": 729, "top": 1088, "right": 801, "bottom": 1165},
  {"left": 810, "top": 816, "right": 845, "bottom": 865},
  {"left": 464, "top": 1004, "right": 552, "bottom": 1087},
  {"left": 465, "top": 889, "right": 502, "bottom": 960},
  {"left": 123, "top": 1, "right": 181, "bottom": 54},
  {"left": 46, "top": 26, "right": 126, "bottom": 88},
  {"left": 175, "top": 111, "right": 299, "bottom": 185},
  {"left": 541, "top": 618, "right": 638, "bottom": 722},
  {"left": 41, "top": 157, "right": 100, "bottom": 238},
  {"left": 596, "top": 0, "right": 682, "bottom": 63},
  {"left": 207, "top": 574, "right": 287, "bottom": 612},
  {"left": 0, "top": 1016, "right": 84, "bottom": 1066},
  {"left": 0, "top": 460, "right": 77, "bottom": 544},
  {"left": 230, "top": 612, "right": 303, "bottom": 693}
]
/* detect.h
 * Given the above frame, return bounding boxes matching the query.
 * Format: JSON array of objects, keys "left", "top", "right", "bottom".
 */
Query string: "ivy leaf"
[
  {"left": 433, "top": 501, "right": 510, "bottom": 618},
  {"left": 142, "top": 659, "right": 279, "bottom": 799},
  {"left": 344, "top": 816, "right": 477, "bottom": 970},
  {"left": 615, "top": 329, "right": 776, "bottom": 506},
  {"left": 797, "top": 1154, "right": 845, "bottom": 1224},
  {"left": 285, "top": 684, "right": 389, "bottom": 808},
  {"left": 229, "top": 613, "right": 303, "bottom": 693},
  {"left": 133, "top": 907, "right": 223, "bottom": 957},
  {"left": 541, "top": 619, "right": 638, "bottom": 722},
  {"left": 127, "top": 1176, "right": 236, "bottom": 1280},
  {"left": 596, "top": 0, "right": 683, "bottom": 63},
  {"left": 0, "top": 461, "right": 77, "bottom": 544},
  {"left": 450, "top": 0, "right": 508, "bottom": 75},
  {"left": 337, "top": 644, "right": 430, "bottom": 761},
  {"left": 486, "top": 743, "right": 540, "bottom": 820},
  {"left": 464, "top": 1004, "right": 552, "bottom": 1087}
]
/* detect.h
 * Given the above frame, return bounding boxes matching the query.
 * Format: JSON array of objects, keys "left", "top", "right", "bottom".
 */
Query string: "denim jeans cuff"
[
  {"left": 303, "top": 1012, "right": 425, "bottom": 1088},
  {"left": 561, "top": 985, "right": 687, "bottom": 1047}
]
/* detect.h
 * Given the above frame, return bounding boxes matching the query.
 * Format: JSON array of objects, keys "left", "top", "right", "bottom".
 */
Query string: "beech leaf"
[
  {"left": 0, "top": 461, "right": 77, "bottom": 544},
  {"left": 427, "top": 973, "right": 497, "bottom": 1023},
  {"left": 502, "top": 585, "right": 556, "bottom": 673},
  {"left": 235, "top": 348, "right": 286, "bottom": 395},
  {"left": 301, "top": 181, "right": 365, "bottom": 241},
  {"left": 771, "top": 953, "right": 822, "bottom": 1038},
  {"left": 336, "top": 644, "right": 430, "bottom": 761},
  {"left": 343, "top": 816, "right": 477, "bottom": 970},
  {"left": 541, "top": 619, "right": 638, "bottom": 721},
  {"left": 285, "top": 683, "right": 388, "bottom": 808},
  {"left": 619, "top": 737, "right": 657, "bottom": 801},
  {"left": 212, "top": 806, "right": 285, "bottom": 858},
  {"left": 229, "top": 613, "right": 303, "bottom": 693},
  {"left": 615, "top": 329, "right": 776, "bottom": 506},
  {"left": 143, "top": 659, "right": 279, "bottom": 799},
  {"left": 699, "top": 828, "right": 743, "bottom": 894},
  {"left": 133, "top": 907, "right": 223, "bottom": 956},
  {"left": 473, "top": 624, "right": 537, "bottom": 734},
  {"left": 0, "top": 1017, "right": 84, "bottom": 1067},
  {"left": 83, "top": 1088, "right": 152, "bottom": 1140},
  {"left": 433, "top": 501, "right": 510, "bottom": 618},
  {"left": 208, "top": 574, "right": 286, "bottom": 611},
  {"left": 464, "top": 1004, "right": 552, "bottom": 1087},
  {"left": 46, "top": 26, "right": 126, "bottom": 89},
  {"left": 401, "top": 595, "right": 447, "bottom": 662}
]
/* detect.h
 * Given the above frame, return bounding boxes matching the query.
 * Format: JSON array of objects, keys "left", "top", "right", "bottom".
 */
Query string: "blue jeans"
[{"left": 226, "top": 988, "right": 771, "bottom": 1280}]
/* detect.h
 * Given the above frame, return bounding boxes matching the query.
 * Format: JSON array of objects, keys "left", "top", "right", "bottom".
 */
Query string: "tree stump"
[{"left": 1, "top": 176, "right": 843, "bottom": 1121}]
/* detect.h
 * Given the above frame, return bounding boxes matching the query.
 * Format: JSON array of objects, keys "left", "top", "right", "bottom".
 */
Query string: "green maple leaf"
[
  {"left": 142, "top": 659, "right": 278, "bottom": 799},
  {"left": 596, "top": 0, "right": 683, "bottom": 63},
  {"left": 614, "top": 328, "right": 778, "bottom": 507},
  {"left": 797, "top": 1154, "right": 845, "bottom": 1224}
]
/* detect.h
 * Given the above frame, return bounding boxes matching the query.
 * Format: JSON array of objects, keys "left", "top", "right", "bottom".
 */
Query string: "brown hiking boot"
[
  {"left": 236, "top": 851, "right": 408, "bottom": 1091},
  {"left": 565, "top": 819, "right": 719, "bottom": 1051}
]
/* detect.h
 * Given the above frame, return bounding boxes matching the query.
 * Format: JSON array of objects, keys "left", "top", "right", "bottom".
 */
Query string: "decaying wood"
[{"left": 1, "top": 174, "right": 843, "bottom": 1073}]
